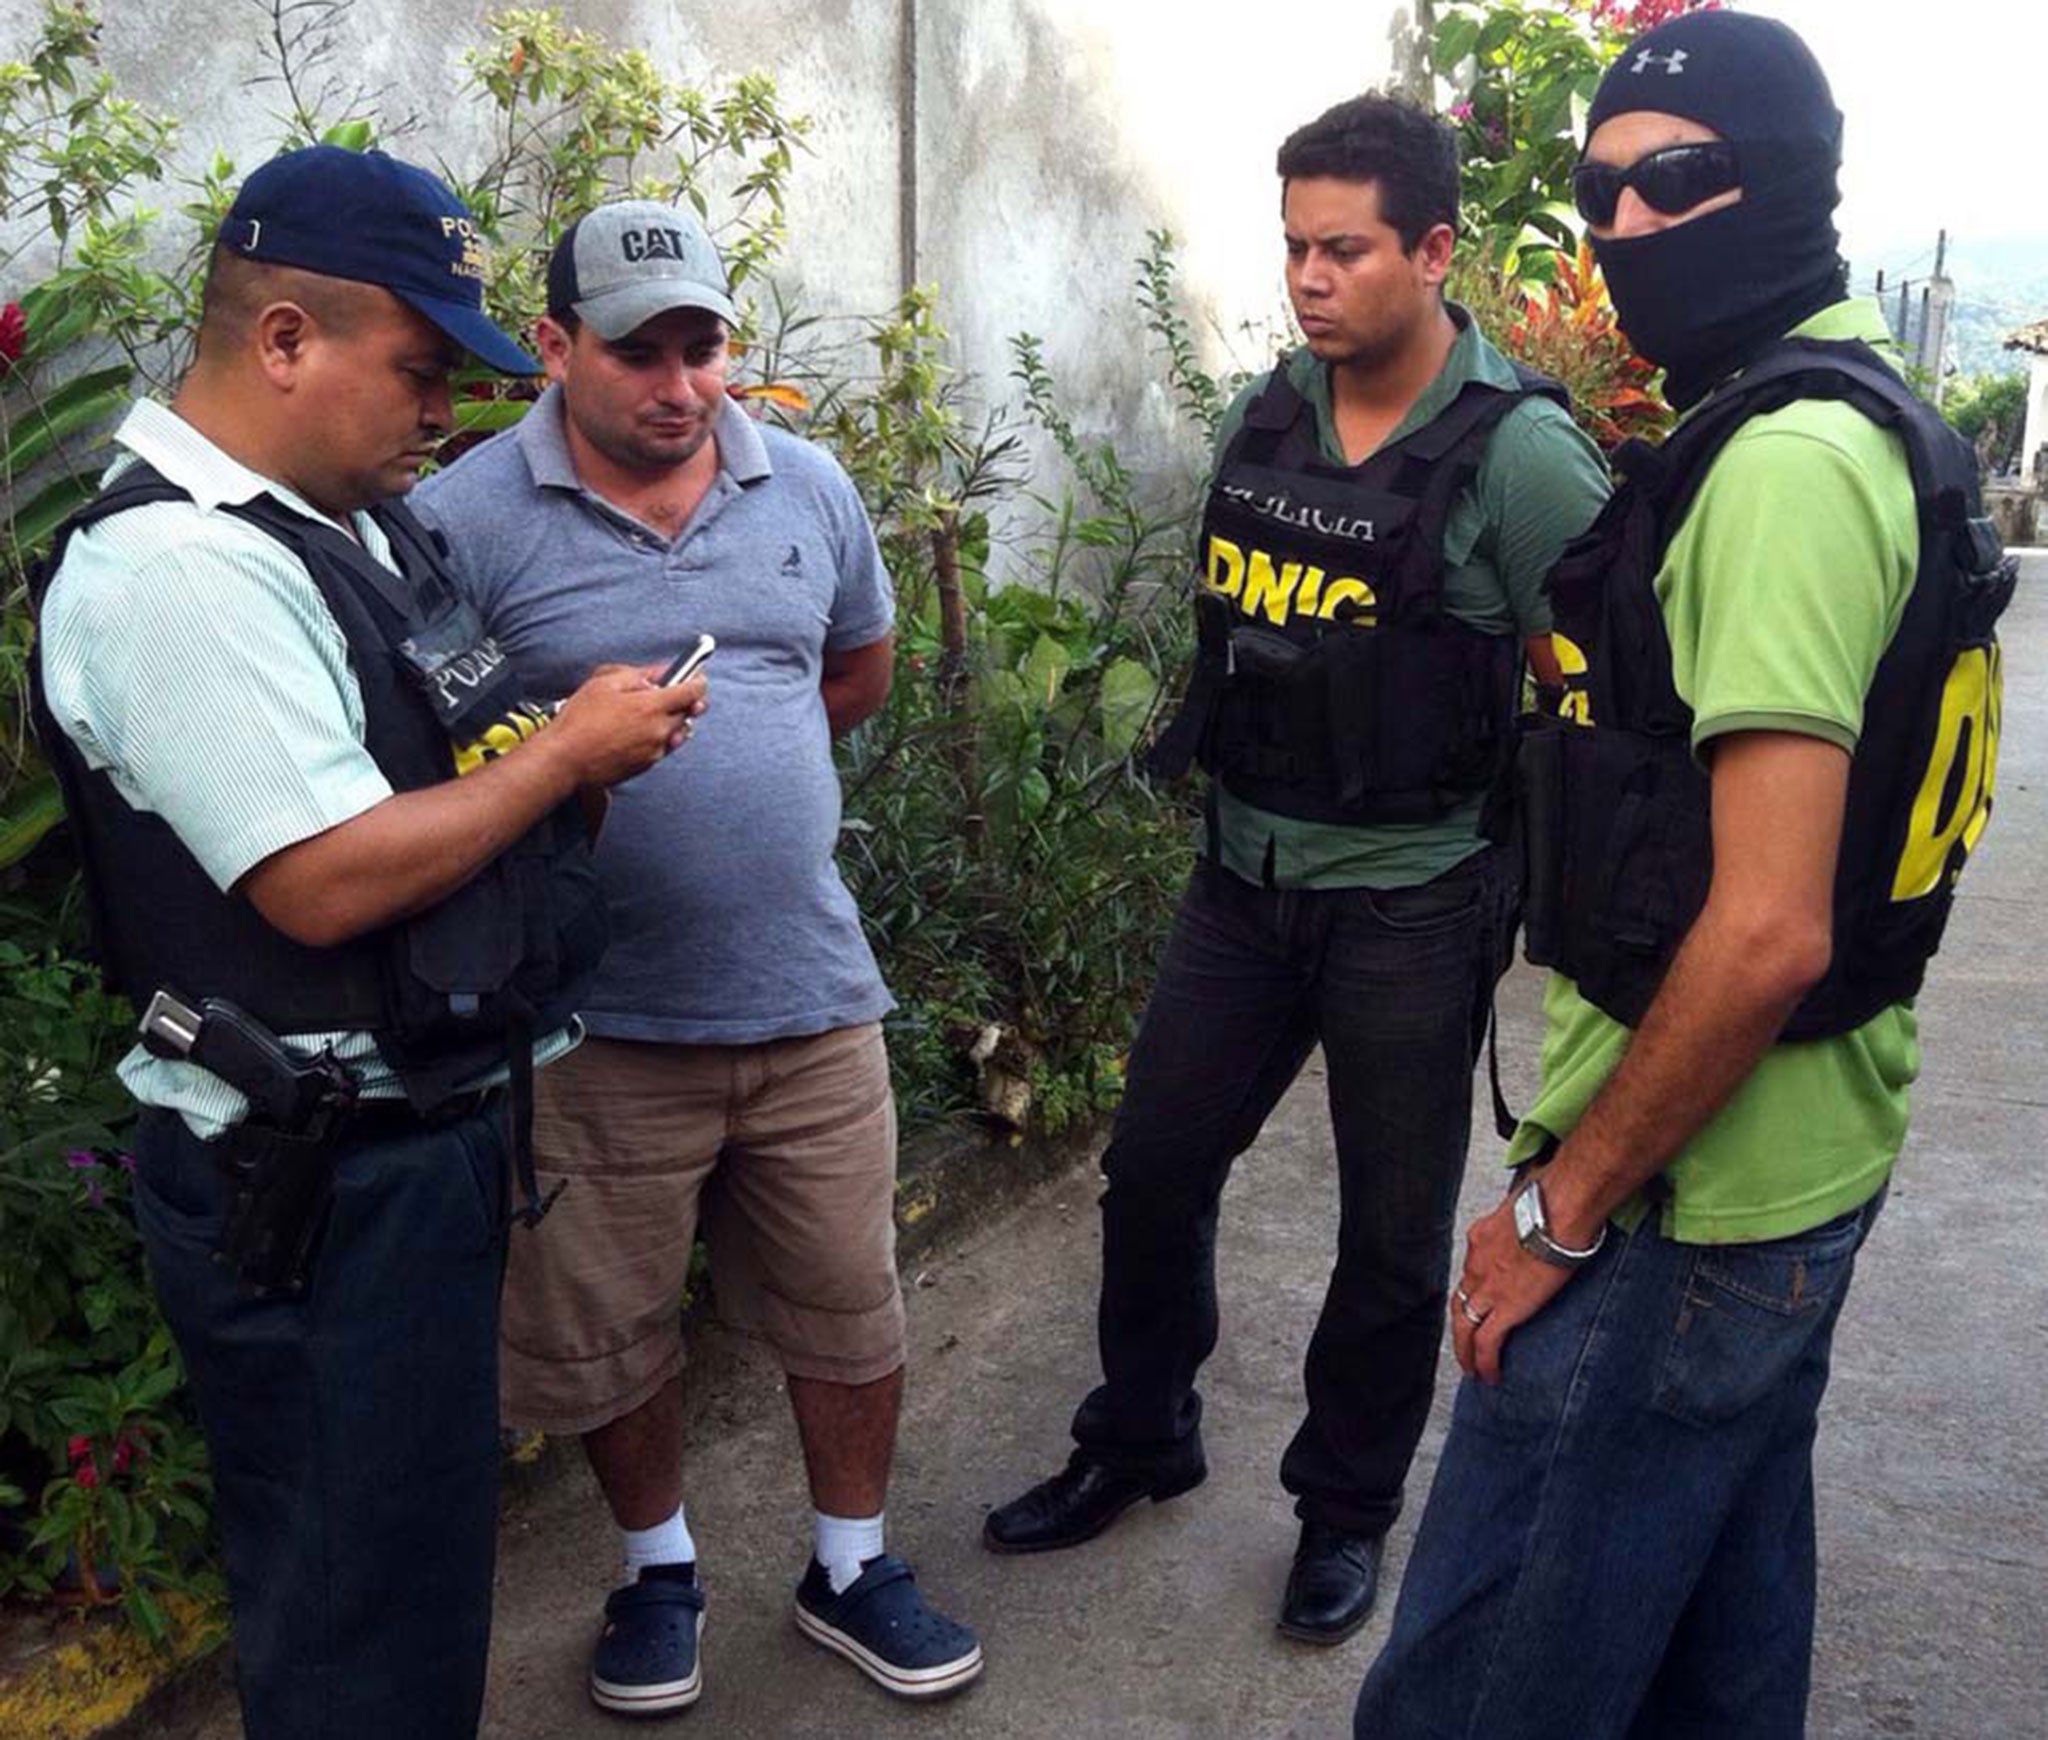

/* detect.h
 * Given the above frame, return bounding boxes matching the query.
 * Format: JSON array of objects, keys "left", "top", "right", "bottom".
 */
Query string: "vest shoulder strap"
[
  {"left": 1647, "top": 338, "right": 1976, "bottom": 544},
  {"left": 27, "top": 461, "right": 192, "bottom": 613},
  {"left": 1391, "top": 367, "right": 1563, "bottom": 468},
  {"left": 1214, "top": 358, "right": 1311, "bottom": 472}
]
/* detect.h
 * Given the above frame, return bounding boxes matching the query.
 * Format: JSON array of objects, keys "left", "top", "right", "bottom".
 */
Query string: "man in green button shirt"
[{"left": 983, "top": 94, "right": 1608, "bottom": 1642}]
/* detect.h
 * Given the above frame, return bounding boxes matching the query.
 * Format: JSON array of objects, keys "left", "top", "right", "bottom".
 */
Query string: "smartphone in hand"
[{"left": 658, "top": 633, "right": 716, "bottom": 688}]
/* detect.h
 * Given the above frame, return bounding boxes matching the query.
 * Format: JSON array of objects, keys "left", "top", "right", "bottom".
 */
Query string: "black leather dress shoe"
[
  {"left": 1277, "top": 1521, "right": 1383, "bottom": 1644},
  {"left": 982, "top": 1454, "right": 1206, "bottom": 1554}
]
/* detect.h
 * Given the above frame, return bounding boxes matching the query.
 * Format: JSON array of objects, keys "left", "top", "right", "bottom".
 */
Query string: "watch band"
[{"left": 1513, "top": 1175, "right": 1606, "bottom": 1269}]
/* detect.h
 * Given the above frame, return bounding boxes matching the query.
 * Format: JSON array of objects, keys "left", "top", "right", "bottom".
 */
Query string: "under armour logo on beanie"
[{"left": 1588, "top": 11, "right": 1841, "bottom": 154}]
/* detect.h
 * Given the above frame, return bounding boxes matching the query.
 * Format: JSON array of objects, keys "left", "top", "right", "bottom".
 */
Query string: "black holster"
[{"left": 213, "top": 1122, "right": 344, "bottom": 1298}]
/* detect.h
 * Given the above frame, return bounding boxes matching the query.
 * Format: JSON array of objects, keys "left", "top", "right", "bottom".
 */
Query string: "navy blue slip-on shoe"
[
  {"left": 590, "top": 1567, "right": 706, "bottom": 1715},
  {"left": 793, "top": 1554, "right": 983, "bottom": 1700}
]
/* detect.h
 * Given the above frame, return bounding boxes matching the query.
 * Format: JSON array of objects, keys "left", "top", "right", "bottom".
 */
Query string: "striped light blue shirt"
[{"left": 39, "top": 399, "right": 573, "bottom": 1136}]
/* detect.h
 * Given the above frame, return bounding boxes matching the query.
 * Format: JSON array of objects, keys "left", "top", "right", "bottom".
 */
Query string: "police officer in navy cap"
[
  {"left": 33, "top": 146, "right": 704, "bottom": 1737},
  {"left": 1355, "top": 12, "right": 2009, "bottom": 1736}
]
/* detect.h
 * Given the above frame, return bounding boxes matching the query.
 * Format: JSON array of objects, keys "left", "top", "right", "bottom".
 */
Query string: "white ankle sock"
[
  {"left": 621, "top": 1504, "right": 696, "bottom": 1577},
  {"left": 814, "top": 1510, "right": 884, "bottom": 1594}
]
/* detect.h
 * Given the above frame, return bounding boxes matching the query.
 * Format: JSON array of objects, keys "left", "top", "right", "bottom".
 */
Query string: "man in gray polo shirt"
[{"left": 412, "top": 201, "right": 980, "bottom": 1711}]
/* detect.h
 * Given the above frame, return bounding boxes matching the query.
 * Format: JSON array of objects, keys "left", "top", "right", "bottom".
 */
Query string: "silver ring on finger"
[{"left": 1456, "top": 1287, "right": 1489, "bottom": 1327}]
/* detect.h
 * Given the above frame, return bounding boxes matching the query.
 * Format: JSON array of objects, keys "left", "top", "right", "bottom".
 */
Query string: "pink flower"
[
  {"left": 75, "top": 1462, "right": 99, "bottom": 1489},
  {"left": 1450, "top": 100, "right": 1475, "bottom": 121},
  {"left": 0, "top": 300, "right": 23, "bottom": 372},
  {"left": 67, "top": 1435, "right": 93, "bottom": 1465}
]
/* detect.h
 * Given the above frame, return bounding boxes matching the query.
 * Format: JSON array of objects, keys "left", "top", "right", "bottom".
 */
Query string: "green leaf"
[
  {"left": 1432, "top": 12, "right": 1482, "bottom": 70},
  {"left": 1475, "top": 11, "right": 1520, "bottom": 58},
  {"left": 0, "top": 773, "right": 65, "bottom": 872},
  {"left": 1021, "top": 634, "right": 1071, "bottom": 708},
  {"left": 321, "top": 119, "right": 374, "bottom": 151},
  {"left": 6, "top": 468, "right": 105, "bottom": 553},
  {"left": 452, "top": 397, "right": 534, "bottom": 435},
  {"left": 3, "top": 365, "right": 133, "bottom": 475},
  {"left": 1017, "top": 766, "right": 1051, "bottom": 824},
  {"left": 1098, "top": 657, "right": 1158, "bottom": 757}
]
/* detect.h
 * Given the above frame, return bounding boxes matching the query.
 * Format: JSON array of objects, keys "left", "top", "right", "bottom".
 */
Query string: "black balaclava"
[{"left": 1585, "top": 11, "right": 1848, "bottom": 410}]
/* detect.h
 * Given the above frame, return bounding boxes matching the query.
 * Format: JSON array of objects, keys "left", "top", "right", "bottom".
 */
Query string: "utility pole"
[
  {"left": 1916, "top": 228, "right": 1954, "bottom": 407},
  {"left": 1391, "top": 2, "right": 1438, "bottom": 104}
]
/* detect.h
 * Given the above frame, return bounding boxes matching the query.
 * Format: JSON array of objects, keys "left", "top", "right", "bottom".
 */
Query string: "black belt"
[{"left": 343, "top": 1086, "right": 501, "bottom": 1136}]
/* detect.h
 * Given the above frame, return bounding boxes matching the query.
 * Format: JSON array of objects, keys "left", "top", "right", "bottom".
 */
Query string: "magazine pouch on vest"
[
  {"left": 1520, "top": 337, "right": 2014, "bottom": 1035},
  {"left": 1148, "top": 356, "right": 1563, "bottom": 824},
  {"left": 27, "top": 464, "right": 608, "bottom": 1114}
]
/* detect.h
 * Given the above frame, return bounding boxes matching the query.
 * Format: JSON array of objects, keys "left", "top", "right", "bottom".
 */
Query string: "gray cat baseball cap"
[{"left": 545, "top": 199, "right": 737, "bottom": 337}]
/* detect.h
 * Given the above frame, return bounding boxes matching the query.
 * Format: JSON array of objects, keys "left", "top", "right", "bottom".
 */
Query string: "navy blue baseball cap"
[{"left": 221, "top": 146, "right": 538, "bottom": 374}]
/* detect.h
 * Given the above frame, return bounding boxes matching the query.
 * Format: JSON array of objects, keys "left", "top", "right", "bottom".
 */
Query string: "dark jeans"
[
  {"left": 1072, "top": 851, "right": 1503, "bottom": 1536},
  {"left": 133, "top": 1102, "right": 510, "bottom": 1740},
  {"left": 1354, "top": 1188, "right": 1886, "bottom": 1740}
]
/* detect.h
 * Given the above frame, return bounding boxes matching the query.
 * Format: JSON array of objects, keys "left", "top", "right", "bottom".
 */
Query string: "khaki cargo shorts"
[{"left": 501, "top": 1022, "right": 905, "bottom": 1434}]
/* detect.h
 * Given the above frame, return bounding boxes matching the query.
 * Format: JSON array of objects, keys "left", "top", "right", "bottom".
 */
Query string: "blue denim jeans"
[
  {"left": 1072, "top": 851, "right": 1506, "bottom": 1534},
  {"left": 133, "top": 1103, "right": 510, "bottom": 1740},
  {"left": 1354, "top": 1186, "right": 1886, "bottom": 1740}
]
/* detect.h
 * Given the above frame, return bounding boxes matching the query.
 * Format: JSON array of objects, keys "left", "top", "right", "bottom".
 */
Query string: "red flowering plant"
[{"left": 1453, "top": 240, "right": 1672, "bottom": 450}]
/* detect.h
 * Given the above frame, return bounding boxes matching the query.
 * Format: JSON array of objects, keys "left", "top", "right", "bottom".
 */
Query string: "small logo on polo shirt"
[{"left": 780, "top": 544, "right": 803, "bottom": 575}]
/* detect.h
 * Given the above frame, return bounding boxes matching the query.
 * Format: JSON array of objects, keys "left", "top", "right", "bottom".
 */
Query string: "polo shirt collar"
[
  {"left": 515, "top": 382, "right": 774, "bottom": 495},
  {"left": 111, "top": 398, "right": 362, "bottom": 537}
]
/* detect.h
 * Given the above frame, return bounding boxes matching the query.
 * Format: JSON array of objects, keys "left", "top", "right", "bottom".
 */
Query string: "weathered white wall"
[
  {"left": 2021, "top": 353, "right": 2048, "bottom": 487},
  {"left": 1, "top": 0, "right": 1413, "bottom": 501}
]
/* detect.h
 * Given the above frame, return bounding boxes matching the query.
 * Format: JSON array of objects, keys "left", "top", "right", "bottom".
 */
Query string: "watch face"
[{"left": 1513, "top": 1181, "right": 1539, "bottom": 1242}]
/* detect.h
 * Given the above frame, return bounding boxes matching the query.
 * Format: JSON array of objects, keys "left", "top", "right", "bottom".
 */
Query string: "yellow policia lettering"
[
  {"left": 1891, "top": 642, "right": 2002, "bottom": 902},
  {"left": 452, "top": 706, "right": 549, "bottom": 777},
  {"left": 1553, "top": 632, "right": 1593, "bottom": 725},
  {"left": 1205, "top": 536, "right": 1245, "bottom": 600},
  {"left": 1242, "top": 551, "right": 1303, "bottom": 625},
  {"left": 1316, "top": 578, "right": 1377, "bottom": 626},
  {"left": 1205, "top": 536, "right": 1374, "bottom": 625}
]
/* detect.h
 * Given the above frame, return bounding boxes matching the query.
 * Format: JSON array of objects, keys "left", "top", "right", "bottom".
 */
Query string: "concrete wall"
[{"left": 1, "top": 0, "right": 1415, "bottom": 517}]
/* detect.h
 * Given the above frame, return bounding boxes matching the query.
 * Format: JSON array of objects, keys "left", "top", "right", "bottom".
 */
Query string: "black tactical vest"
[
  {"left": 1150, "top": 355, "right": 1566, "bottom": 824},
  {"left": 28, "top": 463, "right": 609, "bottom": 1112},
  {"left": 1519, "top": 338, "right": 2014, "bottom": 1036}
]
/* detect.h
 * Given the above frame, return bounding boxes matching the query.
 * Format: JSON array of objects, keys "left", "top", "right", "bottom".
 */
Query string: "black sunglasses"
[{"left": 1570, "top": 142, "right": 1742, "bottom": 227}]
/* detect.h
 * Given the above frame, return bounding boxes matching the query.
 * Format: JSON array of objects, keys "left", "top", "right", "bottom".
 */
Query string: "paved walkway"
[{"left": 177, "top": 556, "right": 2045, "bottom": 1739}]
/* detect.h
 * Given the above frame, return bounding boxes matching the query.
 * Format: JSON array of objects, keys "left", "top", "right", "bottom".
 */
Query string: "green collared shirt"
[{"left": 1207, "top": 307, "right": 1611, "bottom": 889}]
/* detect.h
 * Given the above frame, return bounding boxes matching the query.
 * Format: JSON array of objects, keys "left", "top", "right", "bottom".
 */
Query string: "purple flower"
[
  {"left": 1450, "top": 100, "right": 1474, "bottom": 121},
  {"left": 65, "top": 1149, "right": 98, "bottom": 1170},
  {"left": 115, "top": 1152, "right": 136, "bottom": 1173}
]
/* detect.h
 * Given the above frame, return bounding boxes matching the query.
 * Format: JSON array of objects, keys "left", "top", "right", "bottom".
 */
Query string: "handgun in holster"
[{"left": 140, "top": 990, "right": 362, "bottom": 1298}]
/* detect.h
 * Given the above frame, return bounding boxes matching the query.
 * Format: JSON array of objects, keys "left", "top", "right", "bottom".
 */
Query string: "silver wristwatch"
[{"left": 1512, "top": 1175, "right": 1606, "bottom": 1269}]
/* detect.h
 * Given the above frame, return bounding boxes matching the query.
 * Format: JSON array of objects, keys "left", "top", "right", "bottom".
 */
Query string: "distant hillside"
[{"left": 1856, "top": 233, "right": 2048, "bottom": 378}]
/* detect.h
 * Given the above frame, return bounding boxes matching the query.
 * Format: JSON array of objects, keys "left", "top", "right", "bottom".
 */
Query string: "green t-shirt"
[
  {"left": 1208, "top": 306, "right": 1611, "bottom": 890},
  {"left": 1509, "top": 299, "right": 1923, "bottom": 1243}
]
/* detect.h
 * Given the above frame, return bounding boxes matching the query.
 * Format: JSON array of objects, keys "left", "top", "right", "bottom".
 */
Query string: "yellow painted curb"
[{"left": 0, "top": 1594, "right": 224, "bottom": 1740}]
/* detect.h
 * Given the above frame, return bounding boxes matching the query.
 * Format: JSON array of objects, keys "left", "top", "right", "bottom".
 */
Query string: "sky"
[{"left": 1761, "top": 0, "right": 2048, "bottom": 276}]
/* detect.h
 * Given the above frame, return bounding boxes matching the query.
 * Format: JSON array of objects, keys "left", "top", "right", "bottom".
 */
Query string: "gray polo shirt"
[{"left": 412, "top": 388, "right": 895, "bottom": 1045}]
